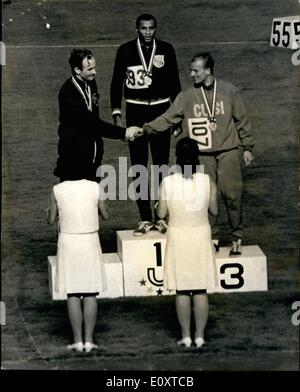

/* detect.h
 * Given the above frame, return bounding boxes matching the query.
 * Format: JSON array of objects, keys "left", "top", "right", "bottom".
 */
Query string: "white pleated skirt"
[
  {"left": 163, "top": 225, "right": 217, "bottom": 291},
  {"left": 56, "top": 232, "right": 107, "bottom": 296}
]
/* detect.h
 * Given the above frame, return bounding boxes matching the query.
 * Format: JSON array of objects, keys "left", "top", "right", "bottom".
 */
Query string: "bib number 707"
[{"left": 188, "top": 118, "right": 212, "bottom": 150}]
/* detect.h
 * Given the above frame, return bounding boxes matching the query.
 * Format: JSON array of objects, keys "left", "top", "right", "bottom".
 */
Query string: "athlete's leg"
[
  {"left": 150, "top": 131, "right": 171, "bottom": 219},
  {"left": 217, "top": 148, "right": 243, "bottom": 240},
  {"left": 150, "top": 130, "right": 171, "bottom": 170},
  {"left": 198, "top": 154, "right": 219, "bottom": 239},
  {"left": 126, "top": 103, "right": 152, "bottom": 221},
  {"left": 147, "top": 103, "right": 171, "bottom": 221}
]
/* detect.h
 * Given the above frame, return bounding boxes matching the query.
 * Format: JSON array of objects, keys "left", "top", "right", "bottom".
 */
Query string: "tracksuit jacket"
[
  {"left": 54, "top": 77, "right": 126, "bottom": 180},
  {"left": 146, "top": 79, "right": 254, "bottom": 153}
]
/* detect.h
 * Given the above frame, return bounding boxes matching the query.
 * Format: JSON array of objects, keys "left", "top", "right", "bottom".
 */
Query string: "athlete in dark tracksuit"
[
  {"left": 110, "top": 14, "right": 181, "bottom": 234},
  {"left": 54, "top": 76, "right": 127, "bottom": 181},
  {"left": 54, "top": 49, "right": 128, "bottom": 182}
]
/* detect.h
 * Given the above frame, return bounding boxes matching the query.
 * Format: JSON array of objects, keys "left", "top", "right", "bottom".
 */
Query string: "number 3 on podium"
[{"left": 220, "top": 263, "right": 245, "bottom": 289}]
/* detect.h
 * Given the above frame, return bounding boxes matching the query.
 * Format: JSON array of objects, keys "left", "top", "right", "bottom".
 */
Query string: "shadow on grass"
[{"left": 2, "top": 290, "right": 296, "bottom": 363}]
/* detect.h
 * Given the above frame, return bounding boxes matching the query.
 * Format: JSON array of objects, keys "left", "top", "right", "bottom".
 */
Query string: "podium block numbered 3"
[
  {"left": 48, "top": 230, "right": 267, "bottom": 300},
  {"left": 207, "top": 246, "right": 267, "bottom": 293}
]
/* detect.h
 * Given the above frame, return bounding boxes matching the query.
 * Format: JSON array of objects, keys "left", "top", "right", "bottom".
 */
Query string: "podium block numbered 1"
[
  {"left": 48, "top": 230, "right": 267, "bottom": 300},
  {"left": 117, "top": 230, "right": 174, "bottom": 297}
]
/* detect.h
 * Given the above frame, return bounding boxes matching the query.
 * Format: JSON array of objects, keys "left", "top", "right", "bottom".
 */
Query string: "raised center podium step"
[
  {"left": 48, "top": 230, "right": 267, "bottom": 300},
  {"left": 117, "top": 230, "right": 170, "bottom": 297}
]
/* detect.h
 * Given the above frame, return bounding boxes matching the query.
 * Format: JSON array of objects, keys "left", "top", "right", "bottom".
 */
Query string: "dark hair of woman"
[
  {"left": 175, "top": 137, "right": 200, "bottom": 179},
  {"left": 58, "top": 164, "right": 97, "bottom": 182}
]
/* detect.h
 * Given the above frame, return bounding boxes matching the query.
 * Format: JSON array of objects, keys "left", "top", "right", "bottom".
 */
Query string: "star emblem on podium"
[{"left": 139, "top": 277, "right": 160, "bottom": 294}]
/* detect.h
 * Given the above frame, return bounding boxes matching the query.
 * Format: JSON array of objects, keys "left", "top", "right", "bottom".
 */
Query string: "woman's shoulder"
[
  {"left": 195, "top": 171, "right": 209, "bottom": 178},
  {"left": 82, "top": 180, "right": 102, "bottom": 197},
  {"left": 55, "top": 179, "right": 97, "bottom": 190},
  {"left": 97, "top": 181, "right": 106, "bottom": 199},
  {"left": 163, "top": 172, "right": 181, "bottom": 183},
  {"left": 53, "top": 182, "right": 65, "bottom": 193},
  {"left": 194, "top": 171, "right": 210, "bottom": 183}
]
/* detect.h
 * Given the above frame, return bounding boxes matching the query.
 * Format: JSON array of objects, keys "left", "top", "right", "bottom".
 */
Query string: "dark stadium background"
[{"left": 1, "top": 0, "right": 299, "bottom": 370}]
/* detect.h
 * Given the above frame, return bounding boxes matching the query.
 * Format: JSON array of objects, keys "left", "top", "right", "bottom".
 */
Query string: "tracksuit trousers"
[
  {"left": 126, "top": 102, "right": 171, "bottom": 222},
  {"left": 199, "top": 147, "right": 243, "bottom": 240}
]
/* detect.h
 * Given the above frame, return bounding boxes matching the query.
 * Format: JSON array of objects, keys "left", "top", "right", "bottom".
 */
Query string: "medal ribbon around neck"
[
  {"left": 137, "top": 37, "right": 156, "bottom": 77},
  {"left": 72, "top": 76, "right": 92, "bottom": 112},
  {"left": 200, "top": 78, "right": 217, "bottom": 122}
]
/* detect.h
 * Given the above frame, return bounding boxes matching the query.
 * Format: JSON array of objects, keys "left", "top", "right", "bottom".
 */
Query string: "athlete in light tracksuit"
[{"left": 143, "top": 52, "right": 254, "bottom": 255}]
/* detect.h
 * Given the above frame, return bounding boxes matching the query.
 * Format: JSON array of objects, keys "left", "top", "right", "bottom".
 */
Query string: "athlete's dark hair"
[
  {"left": 175, "top": 137, "right": 200, "bottom": 178},
  {"left": 191, "top": 52, "right": 214, "bottom": 74},
  {"left": 136, "top": 14, "right": 157, "bottom": 29},
  {"left": 69, "top": 48, "right": 94, "bottom": 75}
]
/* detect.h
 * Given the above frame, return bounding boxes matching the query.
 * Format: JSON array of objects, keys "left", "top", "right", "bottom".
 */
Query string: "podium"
[
  {"left": 117, "top": 230, "right": 174, "bottom": 297},
  {"left": 48, "top": 253, "right": 124, "bottom": 300},
  {"left": 207, "top": 245, "right": 267, "bottom": 293},
  {"left": 48, "top": 230, "right": 267, "bottom": 300}
]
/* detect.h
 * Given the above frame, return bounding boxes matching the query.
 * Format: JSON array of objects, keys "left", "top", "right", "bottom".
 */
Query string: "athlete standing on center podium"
[{"left": 110, "top": 14, "right": 181, "bottom": 236}]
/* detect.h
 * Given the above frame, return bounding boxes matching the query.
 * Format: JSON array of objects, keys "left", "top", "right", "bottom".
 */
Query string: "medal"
[
  {"left": 144, "top": 75, "right": 152, "bottom": 86},
  {"left": 137, "top": 38, "right": 156, "bottom": 88},
  {"left": 209, "top": 117, "right": 217, "bottom": 131},
  {"left": 72, "top": 76, "right": 92, "bottom": 112},
  {"left": 209, "top": 121, "right": 217, "bottom": 131},
  {"left": 200, "top": 79, "right": 218, "bottom": 130}
]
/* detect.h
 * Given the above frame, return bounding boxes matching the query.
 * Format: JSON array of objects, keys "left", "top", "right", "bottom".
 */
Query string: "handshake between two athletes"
[
  {"left": 125, "top": 124, "right": 163, "bottom": 141},
  {"left": 124, "top": 126, "right": 144, "bottom": 142}
]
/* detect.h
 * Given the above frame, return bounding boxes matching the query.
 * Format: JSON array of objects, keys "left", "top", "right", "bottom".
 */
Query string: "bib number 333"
[{"left": 188, "top": 118, "right": 212, "bottom": 150}]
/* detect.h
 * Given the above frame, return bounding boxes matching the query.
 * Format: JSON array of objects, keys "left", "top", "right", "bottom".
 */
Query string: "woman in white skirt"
[
  {"left": 46, "top": 175, "right": 108, "bottom": 352},
  {"left": 156, "top": 137, "right": 218, "bottom": 348}
]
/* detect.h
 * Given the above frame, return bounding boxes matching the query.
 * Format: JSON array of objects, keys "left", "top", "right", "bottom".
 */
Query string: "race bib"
[
  {"left": 126, "top": 65, "right": 149, "bottom": 89},
  {"left": 187, "top": 118, "right": 212, "bottom": 150}
]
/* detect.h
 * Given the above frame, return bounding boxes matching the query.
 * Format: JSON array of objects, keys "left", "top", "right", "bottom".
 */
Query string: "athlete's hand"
[
  {"left": 113, "top": 114, "right": 123, "bottom": 127},
  {"left": 126, "top": 126, "right": 142, "bottom": 141},
  {"left": 134, "top": 128, "right": 144, "bottom": 138},
  {"left": 172, "top": 124, "right": 182, "bottom": 137},
  {"left": 143, "top": 123, "right": 153, "bottom": 135},
  {"left": 244, "top": 151, "right": 254, "bottom": 166}
]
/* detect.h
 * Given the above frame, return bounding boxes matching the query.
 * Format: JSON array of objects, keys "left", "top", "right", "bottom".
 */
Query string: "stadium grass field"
[{"left": 1, "top": 0, "right": 300, "bottom": 370}]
